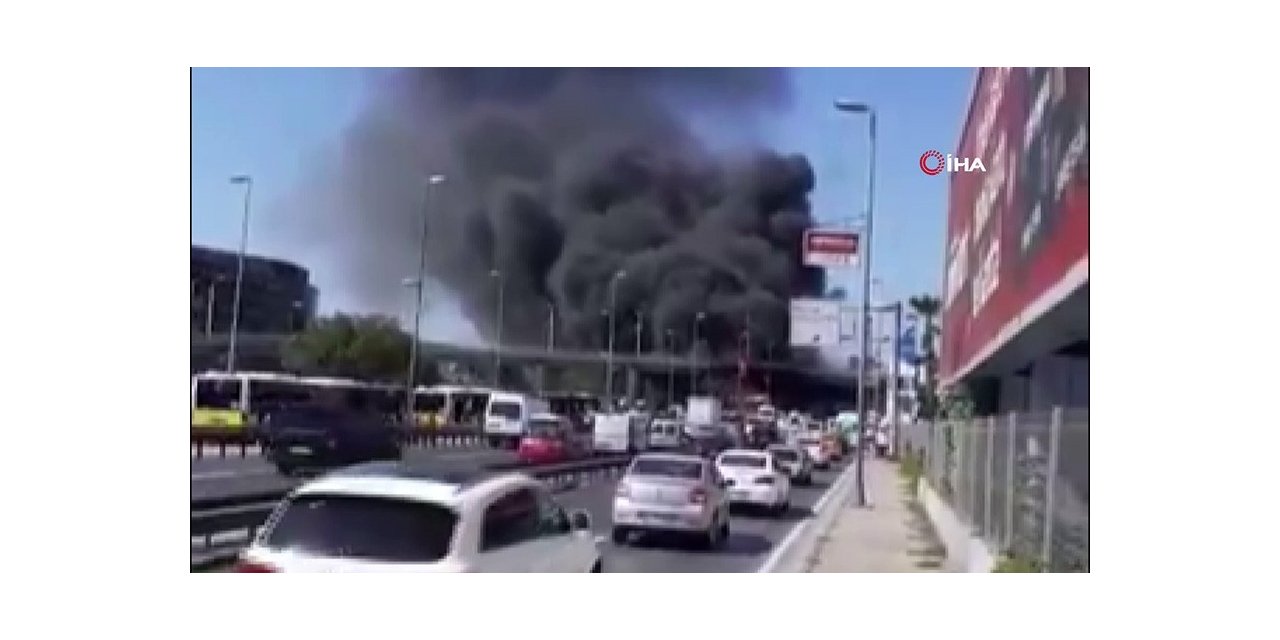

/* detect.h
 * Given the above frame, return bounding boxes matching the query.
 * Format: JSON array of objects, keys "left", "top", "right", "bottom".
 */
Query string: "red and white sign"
[
  {"left": 802, "top": 229, "right": 860, "bottom": 268},
  {"left": 939, "top": 67, "right": 1089, "bottom": 386}
]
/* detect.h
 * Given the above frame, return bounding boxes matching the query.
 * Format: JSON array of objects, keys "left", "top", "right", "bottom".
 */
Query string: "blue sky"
[{"left": 192, "top": 67, "right": 974, "bottom": 335}]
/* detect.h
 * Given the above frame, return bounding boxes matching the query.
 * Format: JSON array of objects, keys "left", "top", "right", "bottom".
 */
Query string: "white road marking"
[{"left": 755, "top": 461, "right": 860, "bottom": 573}]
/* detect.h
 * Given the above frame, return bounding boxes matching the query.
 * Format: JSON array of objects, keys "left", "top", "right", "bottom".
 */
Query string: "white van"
[
  {"left": 485, "top": 392, "right": 549, "bottom": 449},
  {"left": 594, "top": 412, "right": 649, "bottom": 454}
]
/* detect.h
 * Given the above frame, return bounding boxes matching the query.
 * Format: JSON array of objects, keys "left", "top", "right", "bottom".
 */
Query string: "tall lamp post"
[
  {"left": 690, "top": 311, "right": 706, "bottom": 395},
  {"left": 404, "top": 174, "right": 445, "bottom": 420},
  {"left": 835, "top": 98, "right": 877, "bottom": 508},
  {"left": 665, "top": 329, "right": 675, "bottom": 408},
  {"left": 226, "top": 175, "right": 253, "bottom": 372},
  {"left": 490, "top": 269, "right": 505, "bottom": 386},
  {"left": 604, "top": 270, "right": 626, "bottom": 407}
]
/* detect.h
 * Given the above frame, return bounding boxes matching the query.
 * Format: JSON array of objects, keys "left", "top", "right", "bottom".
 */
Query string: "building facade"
[
  {"left": 939, "top": 68, "right": 1089, "bottom": 414},
  {"left": 191, "top": 245, "right": 317, "bottom": 336}
]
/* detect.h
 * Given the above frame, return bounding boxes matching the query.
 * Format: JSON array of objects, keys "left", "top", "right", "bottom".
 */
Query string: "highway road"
[
  {"left": 190, "top": 445, "right": 516, "bottom": 501},
  {"left": 192, "top": 448, "right": 855, "bottom": 573},
  {"left": 557, "top": 457, "right": 853, "bottom": 573}
]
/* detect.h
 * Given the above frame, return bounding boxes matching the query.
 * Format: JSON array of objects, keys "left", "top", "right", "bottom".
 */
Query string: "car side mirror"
[{"left": 569, "top": 509, "right": 592, "bottom": 531}]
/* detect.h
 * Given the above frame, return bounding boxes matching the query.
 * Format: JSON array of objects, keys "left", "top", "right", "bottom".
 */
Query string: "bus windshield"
[
  {"left": 415, "top": 392, "right": 447, "bottom": 412},
  {"left": 195, "top": 378, "right": 241, "bottom": 410}
]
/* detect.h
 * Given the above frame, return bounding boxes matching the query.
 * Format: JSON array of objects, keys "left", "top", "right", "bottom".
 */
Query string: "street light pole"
[
  {"left": 547, "top": 302, "right": 556, "bottom": 351},
  {"left": 690, "top": 311, "right": 706, "bottom": 395},
  {"left": 491, "top": 269, "right": 504, "bottom": 387},
  {"left": 666, "top": 329, "right": 675, "bottom": 408},
  {"left": 835, "top": 99, "right": 876, "bottom": 508},
  {"left": 891, "top": 301, "right": 902, "bottom": 458},
  {"left": 765, "top": 340, "right": 773, "bottom": 396},
  {"left": 205, "top": 280, "right": 217, "bottom": 337},
  {"left": 405, "top": 174, "right": 445, "bottom": 421},
  {"left": 604, "top": 270, "right": 626, "bottom": 407},
  {"left": 226, "top": 175, "right": 253, "bottom": 372}
]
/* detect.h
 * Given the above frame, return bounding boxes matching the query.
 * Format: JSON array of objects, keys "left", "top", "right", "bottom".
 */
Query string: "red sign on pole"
[{"left": 803, "top": 229, "right": 860, "bottom": 268}]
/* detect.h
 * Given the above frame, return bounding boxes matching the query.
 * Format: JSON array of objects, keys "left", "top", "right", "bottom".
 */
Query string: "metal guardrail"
[
  {"left": 190, "top": 455, "right": 633, "bottom": 571},
  {"left": 190, "top": 425, "right": 492, "bottom": 459}
]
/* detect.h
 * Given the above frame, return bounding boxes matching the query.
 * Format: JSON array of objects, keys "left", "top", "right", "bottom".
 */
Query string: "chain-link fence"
[{"left": 903, "top": 408, "right": 1088, "bottom": 571}]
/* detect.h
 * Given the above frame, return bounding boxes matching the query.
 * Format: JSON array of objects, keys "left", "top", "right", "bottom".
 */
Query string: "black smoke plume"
[{"left": 285, "top": 68, "right": 824, "bottom": 358}]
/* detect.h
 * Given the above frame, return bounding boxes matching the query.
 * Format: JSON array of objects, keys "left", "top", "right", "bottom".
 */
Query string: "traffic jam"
[{"left": 218, "top": 381, "right": 895, "bottom": 572}]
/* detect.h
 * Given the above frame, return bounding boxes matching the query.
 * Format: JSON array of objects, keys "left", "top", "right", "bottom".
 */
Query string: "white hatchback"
[
  {"left": 714, "top": 449, "right": 791, "bottom": 516},
  {"left": 235, "top": 462, "right": 603, "bottom": 572}
]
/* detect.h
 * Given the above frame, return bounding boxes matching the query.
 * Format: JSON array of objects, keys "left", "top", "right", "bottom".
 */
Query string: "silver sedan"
[{"left": 611, "top": 452, "right": 731, "bottom": 549}]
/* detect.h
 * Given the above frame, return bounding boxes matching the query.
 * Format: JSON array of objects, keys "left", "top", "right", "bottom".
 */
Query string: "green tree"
[
  {"left": 282, "top": 313, "right": 432, "bottom": 383},
  {"left": 908, "top": 294, "right": 942, "bottom": 418}
]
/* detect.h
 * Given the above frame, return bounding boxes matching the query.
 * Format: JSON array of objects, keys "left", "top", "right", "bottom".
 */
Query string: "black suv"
[{"left": 263, "top": 405, "right": 403, "bottom": 476}]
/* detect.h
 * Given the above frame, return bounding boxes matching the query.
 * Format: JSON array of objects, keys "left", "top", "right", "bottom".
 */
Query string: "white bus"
[{"left": 411, "top": 385, "right": 494, "bottom": 430}]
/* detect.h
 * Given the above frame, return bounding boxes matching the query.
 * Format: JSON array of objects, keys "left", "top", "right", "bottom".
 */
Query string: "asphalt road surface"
[
  {"left": 556, "top": 457, "right": 853, "bottom": 573},
  {"left": 190, "top": 445, "right": 516, "bottom": 501}
]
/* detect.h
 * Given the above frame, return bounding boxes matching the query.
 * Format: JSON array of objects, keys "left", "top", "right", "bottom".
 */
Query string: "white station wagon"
[{"left": 236, "top": 462, "right": 604, "bottom": 572}]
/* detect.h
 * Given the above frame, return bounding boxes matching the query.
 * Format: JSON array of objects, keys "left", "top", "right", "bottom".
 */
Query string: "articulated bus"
[
  {"left": 410, "top": 385, "right": 493, "bottom": 429},
  {"left": 191, "top": 371, "right": 403, "bottom": 431}
]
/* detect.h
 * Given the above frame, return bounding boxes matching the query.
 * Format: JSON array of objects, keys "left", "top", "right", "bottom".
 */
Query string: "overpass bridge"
[
  {"left": 191, "top": 332, "right": 867, "bottom": 409},
  {"left": 192, "top": 333, "right": 858, "bottom": 381}
]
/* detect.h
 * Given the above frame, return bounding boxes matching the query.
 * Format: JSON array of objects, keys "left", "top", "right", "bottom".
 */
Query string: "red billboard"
[
  {"left": 939, "top": 68, "right": 1089, "bottom": 385},
  {"left": 803, "top": 229, "right": 860, "bottom": 267}
]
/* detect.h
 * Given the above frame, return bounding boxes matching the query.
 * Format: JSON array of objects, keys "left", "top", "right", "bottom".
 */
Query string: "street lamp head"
[
  {"left": 834, "top": 99, "right": 872, "bottom": 114},
  {"left": 401, "top": 277, "right": 421, "bottom": 288},
  {"left": 696, "top": 311, "right": 707, "bottom": 321},
  {"left": 489, "top": 269, "right": 501, "bottom": 278},
  {"left": 230, "top": 175, "right": 252, "bottom": 184},
  {"left": 428, "top": 174, "right": 446, "bottom": 185},
  {"left": 613, "top": 270, "right": 627, "bottom": 280}
]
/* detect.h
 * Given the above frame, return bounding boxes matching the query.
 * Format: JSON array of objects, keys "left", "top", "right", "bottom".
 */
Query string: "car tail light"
[
  {"left": 754, "top": 476, "right": 775, "bottom": 485},
  {"left": 689, "top": 487, "right": 707, "bottom": 504},
  {"left": 234, "top": 559, "right": 278, "bottom": 573}
]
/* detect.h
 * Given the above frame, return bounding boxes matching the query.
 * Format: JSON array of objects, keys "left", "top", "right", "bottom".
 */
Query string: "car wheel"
[
  {"left": 611, "top": 526, "right": 630, "bottom": 545},
  {"left": 590, "top": 558, "right": 603, "bottom": 573},
  {"left": 775, "top": 499, "right": 790, "bottom": 518},
  {"left": 275, "top": 464, "right": 294, "bottom": 477}
]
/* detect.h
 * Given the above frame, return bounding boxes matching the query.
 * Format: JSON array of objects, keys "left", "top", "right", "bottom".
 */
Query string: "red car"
[{"left": 516, "top": 415, "right": 585, "bottom": 465}]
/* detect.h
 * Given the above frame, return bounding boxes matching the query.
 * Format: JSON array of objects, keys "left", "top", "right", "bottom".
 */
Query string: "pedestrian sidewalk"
[{"left": 803, "top": 458, "right": 949, "bottom": 573}]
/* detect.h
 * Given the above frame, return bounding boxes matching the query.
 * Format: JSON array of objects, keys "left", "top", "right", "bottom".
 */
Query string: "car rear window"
[
  {"left": 263, "top": 494, "right": 457, "bottom": 562},
  {"left": 719, "top": 454, "right": 766, "bottom": 468},
  {"left": 771, "top": 449, "right": 799, "bottom": 462},
  {"left": 528, "top": 419, "right": 561, "bottom": 437},
  {"left": 630, "top": 457, "right": 703, "bottom": 479}
]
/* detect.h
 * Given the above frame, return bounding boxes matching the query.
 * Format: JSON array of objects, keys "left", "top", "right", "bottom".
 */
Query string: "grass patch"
[
  {"left": 897, "top": 449, "right": 924, "bottom": 494},
  {"left": 992, "top": 555, "right": 1043, "bottom": 573}
]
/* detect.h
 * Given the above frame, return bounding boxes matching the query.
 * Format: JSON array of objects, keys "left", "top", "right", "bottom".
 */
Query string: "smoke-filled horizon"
[{"left": 281, "top": 68, "right": 825, "bottom": 358}]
